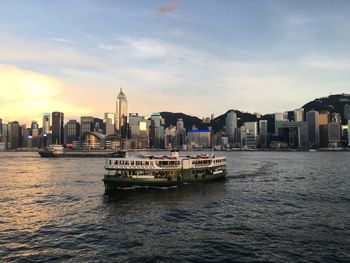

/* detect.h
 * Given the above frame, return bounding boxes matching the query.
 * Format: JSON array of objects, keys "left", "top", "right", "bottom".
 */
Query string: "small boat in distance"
[
  {"left": 39, "top": 145, "right": 64, "bottom": 157},
  {"left": 38, "top": 145, "right": 114, "bottom": 158},
  {"left": 103, "top": 150, "right": 227, "bottom": 190}
]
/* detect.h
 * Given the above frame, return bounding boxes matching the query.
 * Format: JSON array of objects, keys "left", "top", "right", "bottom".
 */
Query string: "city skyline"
[{"left": 1, "top": 1, "right": 350, "bottom": 124}]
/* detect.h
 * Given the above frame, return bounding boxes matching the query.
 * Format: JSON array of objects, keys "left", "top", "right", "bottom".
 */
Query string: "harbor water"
[{"left": 0, "top": 151, "right": 349, "bottom": 262}]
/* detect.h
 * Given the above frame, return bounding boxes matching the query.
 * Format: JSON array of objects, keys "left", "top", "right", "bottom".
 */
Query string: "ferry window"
[
  {"left": 145, "top": 161, "right": 149, "bottom": 165},
  {"left": 114, "top": 160, "right": 118, "bottom": 164},
  {"left": 136, "top": 161, "right": 140, "bottom": 165},
  {"left": 125, "top": 161, "right": 129, "bottom": 165},
  {"left": 109, "top": 160, "right": 112, "bottom": 164},
  {"left": 150, "top": 161, "right": 153, "bottom": 165},
  {"left": 131, "top": 161, "right": 134, "bottom": 165}
]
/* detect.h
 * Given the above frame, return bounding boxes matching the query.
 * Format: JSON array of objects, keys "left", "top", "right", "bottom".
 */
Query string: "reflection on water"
[{"left": 0, "top": 151, "right": 350, "bottom": 262}]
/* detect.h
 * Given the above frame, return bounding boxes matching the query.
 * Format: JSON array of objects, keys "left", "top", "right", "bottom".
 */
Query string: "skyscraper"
[
  {"left": 52, "top": 112, "right": 64, "bottom": 145},
  {"left": 93, "top": 118, "right": 104, "bottom": 133},
  {"left": 149, "top": 113, "right": 165, "bottom": 149},
  {"left": 80, "top": 116, "right": 94, "bottom": 138},
  {"left": 0, "top": 118, "right": 3, "bottom": 142},
  {"left": 259, "top": 120, "right": 268, "bottom": 147},
  {"left": 306, "top": 110, "right": 319, "bottom": 147},
  {"left": 245, "top": 122, "right": 258, "bottom": 149},
  {"left": 348, "top": 118, "right": 350, "bottom": 147},
  {"left": 294, "top": 108, "right": 304, "bottom": 122},
  {"left": 31, "top": 120, "right": 39, "bottom": 131},
  {"left": 274, "top": 112, "right": 288, "bottom": 135},
  {"left": 328, "top": 122, "right": 341, "bottom": 147},
  {"left": 104, "top": 113, "right": 116, "bottom": 135},
  {"left": 344, "top": 104, "right": 350, "bottom": 121},
  {"left": 332, "top": 112, "right": 341, "bottom": 123},
  {"left": 225, "top": 110, "right": 237, "bottom": 145},
  {"left": 8, "top": 121, "right": 20, "bottom": 149},
  {"left": 42, "top": 113, "right": 50, "bottom": 134},
  {"left": 116, "top": 88, "right": 128, "bottom": 134},
  {"left": 64, "top": 120, "right": 80, "bottom": 144},
  {"left": 176, "top": 118, "right": 186, "bottom": 148},
  {"left": 319, "top": 111, "right": 330, "bottom": 148}
]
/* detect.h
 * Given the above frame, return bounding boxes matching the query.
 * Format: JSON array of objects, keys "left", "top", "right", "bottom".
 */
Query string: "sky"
[{"left": 1, "top": 0, "right": 350, "bottom": 125}]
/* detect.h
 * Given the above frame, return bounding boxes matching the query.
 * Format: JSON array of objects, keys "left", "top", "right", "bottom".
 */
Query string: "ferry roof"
[{"left": 125, "top": 154, "right": 225, "bottom": 161}]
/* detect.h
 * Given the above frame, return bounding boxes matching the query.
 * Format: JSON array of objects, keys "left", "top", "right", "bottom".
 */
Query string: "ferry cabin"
[{"left": 104, "top": 156, "right": 226, "bottom": 181}]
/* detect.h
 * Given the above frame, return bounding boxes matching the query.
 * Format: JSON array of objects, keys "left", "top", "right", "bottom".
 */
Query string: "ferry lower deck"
[{"left": 103, "top": 167, "right": 227, "bottom": 189}]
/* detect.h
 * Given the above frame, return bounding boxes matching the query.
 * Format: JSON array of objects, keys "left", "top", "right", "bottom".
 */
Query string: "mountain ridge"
[{"left": 160, "top": 93, "right": 350, "bottom": 131}]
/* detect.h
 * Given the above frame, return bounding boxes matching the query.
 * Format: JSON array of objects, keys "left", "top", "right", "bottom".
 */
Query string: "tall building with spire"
[{"left": 115, "top": 88, "right": 128, "bottom": 135}]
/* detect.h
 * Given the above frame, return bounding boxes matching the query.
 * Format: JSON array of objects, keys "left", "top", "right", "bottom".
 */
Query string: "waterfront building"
[
  {"left": 306, "top": 110, "right": 320, "bottom": 148},
  {"left": 225, "top": 110, "right": 237, "bottom": 145},
  {"left": 240, "top": 126, "right": 246, "bottom": 146},
  {"left": 149, "top": 113, "right": 165, "bottom": 149},
  {"left": 348, "top": 119, "right": 350, "bottom": 147},
  {"left": 176, "top": 118, "right": 186, "bottom": 148},
  {"left": 319, "top": 111, "right": 330, "bottom": 148},
  {"left": 30, "top": 121, "right": 40, "bottom": 148},
  {"left": 8, "top": 121, "right": 20, "bottom": 149},
  {"left": 23, "top": 128, "right": 30, "bottom": 148},
  {"left": 52, "top": 112, "right": 64, "bottom": 145},
  {"left": 129, "top": 113, "right": 149, "bottom": 149},
  {"left": 259, "top": 120, "right": 268, "bottom": 148},
  {"left": 93, "top": 118, "right": 104, "bottom": 134},
  {"left": 104, "top": 113, "right": 116, "bottom": 135},
  {"left": 221, "top": 136, "right": 229, "bottom": 147},
  {"left": 328, "top": 122, "right": 341, "bottom": 147},
  {"left": 82, "top": 132, "right": 105, "bottom": 149},
  {"left": 80, "top": 116, "right": 94, "bottom": 138},
  {"left": 274, "top": 112, "right": 288, "bottom": 135},
  {"left": 186, "top": 130, "right": 211, "bottom": 149},
  {"left": 42, "top": 113, "right": 50, "bottom": 134},
  {"left": 332, "top": 113, "right": 341, "bottom": 124},
  {"left": 0, "top": 118, "right": 3, "bottom": 143},
  {"left": 279, "top": 121, "right": 308, "bottom": 149},
  {"left": 1, "top": 122, "right": 8, "bottom": 146},
  {"left": 30, "top": 122, "right": 40, "bottom": 148},
  {"left": 344, "top": 104, "right": 350, "bottom": 121},
  {"left": 115, "top": 88, "right": 128, "bottom": 134},
  {"left": 245, "top": 122, "right": 258, "bottom": 149},
  {"left": 164, "top": 125, "right": 176, "bottom": 149},
  {"left": 64, "top": 120, "right": 80, "bottom": 144},
  {"left": 31, "top": 120, "right": 39, "bottom": 131},
  {"left": 294, "top": 108, "right": 304, "bottom": 122}
]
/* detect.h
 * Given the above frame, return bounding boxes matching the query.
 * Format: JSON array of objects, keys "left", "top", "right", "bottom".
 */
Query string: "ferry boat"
[
  {"left": 39, "top": 145, "right": 64, "bottom": 157},
  {"left": 103, "top": 150, "right": 227, "bottom": 190},
  {"left": 38, "top": 145, "right": 114, "bottom": 158}
]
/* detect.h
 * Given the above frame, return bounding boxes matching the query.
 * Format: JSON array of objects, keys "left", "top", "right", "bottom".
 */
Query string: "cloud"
[
  {"left": 0, "top": 65, "right": 93, "bottom": 124},
  {"left": 0, "top": 32, "right": 108, "bottom": 71},
  {"left": 158, "top": 3, "right": 178, "bottom": 14},
  {"left": 301, "top": 54, "right": 350, "bottom": 71},
  {"left": 51, "top": 38, "right": 76, "bottom": 45}
]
